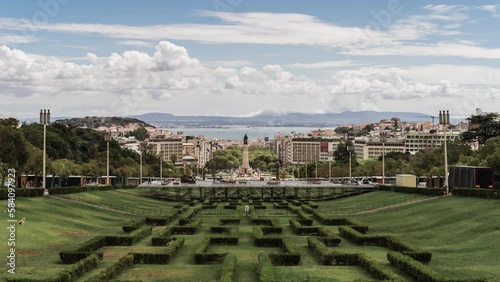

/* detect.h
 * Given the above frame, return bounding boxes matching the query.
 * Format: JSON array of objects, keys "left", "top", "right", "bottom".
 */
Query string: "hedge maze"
[{"left": 8, "top": 197, "right": 493, "bottom": 282}]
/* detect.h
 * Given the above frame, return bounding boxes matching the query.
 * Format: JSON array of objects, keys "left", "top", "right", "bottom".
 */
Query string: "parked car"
[{"left": 417, "top": 182, "right": 428, "bottom": 188}]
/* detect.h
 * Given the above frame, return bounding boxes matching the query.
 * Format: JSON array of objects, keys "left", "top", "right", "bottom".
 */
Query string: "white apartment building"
[
  {"left": 404, "top": 130, "right": 461, "bottom": 154},
  {"left": 354, "top": 140, "right": 406, "bottom": 160}
]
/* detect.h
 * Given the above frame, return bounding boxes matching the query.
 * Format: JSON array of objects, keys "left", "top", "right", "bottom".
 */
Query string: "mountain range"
[{"left": 128, "top": 111, "right": 452, "bottom": 127}]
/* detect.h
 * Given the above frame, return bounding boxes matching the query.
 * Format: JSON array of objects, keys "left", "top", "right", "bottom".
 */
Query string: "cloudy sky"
[{"left": 1, "top": 0, "right": 499, "bottom": 119}]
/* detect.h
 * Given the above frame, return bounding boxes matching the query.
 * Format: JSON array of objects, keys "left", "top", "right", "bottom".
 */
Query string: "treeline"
[
  {"left": 56, "top": 116, "right": 152, "bottom": 129},
  {"left": 0, "top": 118, "right": 178, "bottom": 187},
  {"left": 288, "top": 137, "right": 500, "bottom": 181}
]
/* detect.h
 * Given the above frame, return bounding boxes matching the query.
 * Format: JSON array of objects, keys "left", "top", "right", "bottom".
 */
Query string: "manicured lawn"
[
  {"left": 354, "top": 195, "right": 500, "bottom": 279},
  {"left": 0, "top": 196, "right": 132, "bottom": 280},
  {"left": 62, "top": 189, "right": 178, "bottom": 213},
  {"left": 317, "top": 190, "right": 431, "bottom": 213},
  {"left": 1, "top": 189, "right": 500, "bottom": 281}
]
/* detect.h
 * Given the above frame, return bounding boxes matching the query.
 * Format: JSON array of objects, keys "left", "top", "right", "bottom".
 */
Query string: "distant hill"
[
  {"left": 56, "top": 116, "right": 153, "bottom": 129},
  {"left": 129, "top": 111, "right": 436, "bottom": 127}
]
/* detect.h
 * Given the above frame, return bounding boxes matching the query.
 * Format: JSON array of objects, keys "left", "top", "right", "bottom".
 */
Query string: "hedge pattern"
[
  {"left": 307, "top": 237, "right": 400, "bottom": 281},
  {"left": 219, "top": 253, "right": 237, "bottom": 282},
  {"left": 87, "top": 253, "right": 134, "bottom": 281},
  {"left": 339, "top": 226, "right": 432, "bottom": 264},
  {"left": 7, "top": 253, "right": 101, "bottom": 282},
  {"left": 132, "top": 237, "right": 185, "bottom": 264},
  {"left": 59, "top": 226, "right": 152, "bottom": 264},
  {"left": 257, "top": 251, "right": 275, "bottom": 282}
]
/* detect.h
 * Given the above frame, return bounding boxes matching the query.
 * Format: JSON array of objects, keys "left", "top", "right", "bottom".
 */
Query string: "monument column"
[{"left": 241, "top": 134, "right": 250, "bottom": 175}]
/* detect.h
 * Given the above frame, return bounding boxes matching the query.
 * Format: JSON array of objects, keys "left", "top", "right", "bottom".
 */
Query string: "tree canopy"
[{"left": 461, "top": 113, "right": 500, "bottom": 144}]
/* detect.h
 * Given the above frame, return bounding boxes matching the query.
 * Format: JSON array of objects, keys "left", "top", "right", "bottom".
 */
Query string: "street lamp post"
[
  {"left": 139, "top": 143, "right": 144, "bottom": 184},
  {"left": 347, "top": 141, "right": 353, "bottom": 183},
  {"left": 380, "top": 132, "right": 388, "bottom": 185},
  {"left": 439, "top": 110, "right": 450, "bottom": 194},
  {"left": 104, "top": 132, "right": 112, "bottom": 186},
  {"left": 305, "top": 161, "right": 307, "bottom": 181},
  {"left": 40, "top": 109, "right": 50, "bottom": 196},
  {"left": 159, "top": 156, "right": 163, "bottom": 181}
]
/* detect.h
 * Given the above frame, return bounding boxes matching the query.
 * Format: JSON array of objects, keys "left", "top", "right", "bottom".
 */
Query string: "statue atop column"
[{"left": 240, "top": 134, "right": 252, "bottom": 176}]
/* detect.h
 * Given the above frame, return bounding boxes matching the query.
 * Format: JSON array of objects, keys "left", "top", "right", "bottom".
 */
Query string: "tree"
[
  {"left": 474, "top": 137, "right": 500, "bottom": 175},
  {"left": 461, "top": 113, "right": 500, "bottom": 145},
  {"left": 334, "top": 127, "right": 352, "bottom": 135},
  {"left": 126, "top": 127, "right": 149, "bottom": 141},
  {"left": 411, "top": 148, "right": 443, "bottom": 180},
  {"left": 333, "top": 141, "right": 356, "bottom": 165},
  {"left": 170, "top": 154, "right": 178, "bottom": 166},
  {"left": 205, "top": 156, "right": 231, "bottom": 181},
  {"left": 0, "top": 118, "right": 18, "bottom": 128},
  {"left": 51, "top": 159, "right": 79, "bottom": 187},
  {"left": 0, "top": 125, "right": 28, "bottom": 187}
]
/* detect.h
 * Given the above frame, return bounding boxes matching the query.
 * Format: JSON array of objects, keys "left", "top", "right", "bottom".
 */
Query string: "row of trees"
[{"left": 0, "top": 119, "right": 187, "bottom": 187}]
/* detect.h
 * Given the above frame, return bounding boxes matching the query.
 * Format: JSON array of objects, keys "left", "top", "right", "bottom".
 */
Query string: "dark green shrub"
[
  {"left": 105, "top": 226, "right": 152, "bottom": 246},
  {"left": 0, "top": 188, "right": 44, "bottom": 199},
  {"left": 219, "top": 253, "right": 237, "bottom": 282},
  {"left": 220, "top": 218, "right": 240, "bottom": 225},
  {"left": 88, "top": 253, "right": 134, "bottom": 281},
  {"left": 257, "top": 252, "right": 275, "bottom": 282},
  {"left": 133, "top": 237, "right": 185, "bottom": 264},
  {"left": 387, "top": 252, "right": 441, "bottom": 282},
  {"left": 254, "top": 226, "right": 283, "bottom": 247},
  {"left": 340, "top": 227, "right": 432, "bottom": 264},
  {"left": 145, "top": 214, "right": 177, "bottom": 226},
  {"left": 59, "top": 236, "right": 107, "bottom": 264}
]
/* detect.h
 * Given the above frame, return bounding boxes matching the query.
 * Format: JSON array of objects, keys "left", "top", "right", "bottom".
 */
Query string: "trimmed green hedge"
[
  {"left": 307, "top": 237, "right": 399, "bottom": 281},
  {"left": 132, "top": 237, "right": 185, "bottom": 264},
  {"left": 220, "top": 217, "right": 240, "bottom": 225},
  {"left": 202, "top": 203, "right": 218, "bottom": 209},
  {"left": 312, "top": 211, "right": 369, "bottom": 233},
  {"left": 257, "top": 251, "right": 275, "bottom": 282},
  {"left": 105, "top": 226, "right": 152, "bottom": 246},
  {"left": 378, "top": 185, "right": 443, "bottom": 196},
  {"left": 122, "top": 217, "right": 147, "bottom": 233},
  {"left": 0, "top": 185, "right": 138, "bottom": 199},
  {"left": 301, "top": 204, "right": 314, "bottom": 214},
  {"left": 8, "top": 254, "right": 102, "bottom": 282},
  {"left": 145, "top": 214, "right": 177, "bottom": 226},
  {"left": 289, "top": 219, "right": 319, "bottom": 236},
  {"left": 388, "top": 251, "right": 440, "bottom": 281},
  {"left": 61, "top": 225, "right": 152, "bottom": 263},
  {"left": 179, "top": 205, "right": 202, "bottom": 221},
  {"left": 0, "top": 188, "right": 44, "bottom": 199},
  {"left": 59, "top": 236, "right": 106, "bottom": 264},
  {"left": 339, "top": 226, "right": 432, "bottom": 264},
  {"left": 87, "top": 253, "right": 134, "bottom": 281},
  {"left": 254, "top": 226, "right": 283, "bottom": 247},
  {"left": 172, "top": 219, "right": 203, "bottom": 235},
  {"left": 151, "top": 226, "right": 174, "bottom": 246},
  {"left": 194, "top": 237, "right": 227, "bottom": 264},
  {"left": 268, "top": 238, "right": 301, "bottom": 266},
  {"left": 219, "top": 253, "right": 237, "bottom": 282},
  {"left": 297, "top": 209, "right": 312, "bottom": 220},
  {"left": 452, "top": 188, "right": 500, "bottom": 199}
]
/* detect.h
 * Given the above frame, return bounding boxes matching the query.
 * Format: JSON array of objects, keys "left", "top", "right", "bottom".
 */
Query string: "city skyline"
[{"left": 1, "top": 1, "right": 499, "bottom": 119}]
